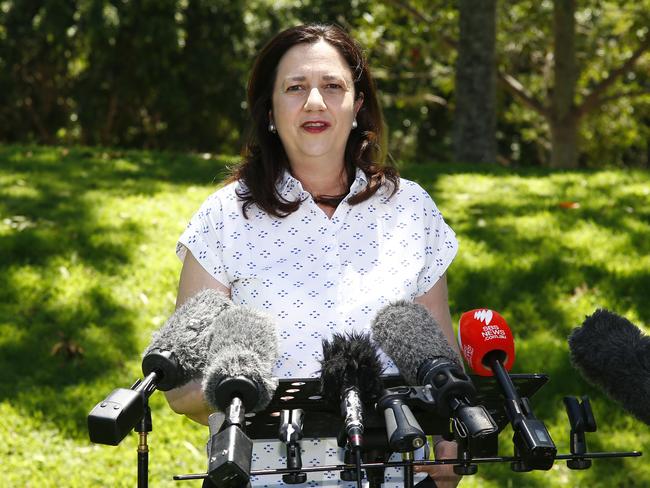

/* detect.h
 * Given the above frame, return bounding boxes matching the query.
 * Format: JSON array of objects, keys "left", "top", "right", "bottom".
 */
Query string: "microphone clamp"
[
  {"left": 279, "top": 409, "right": 308, "bottom": 484},
  {"left": 417, "top": 358, "right": 476, "bottom": 418},
  {"left": 377, "top": 387, "right": 426, "bottom": 452},
  {"left": 141, "top": 349, "right": 180, "bottom": 391},
  {"left": 88, "top": 372, "right": 159, "bottom": 446},
  {"left": 211, "top": 376, "right": 259, "bottom": 412}
]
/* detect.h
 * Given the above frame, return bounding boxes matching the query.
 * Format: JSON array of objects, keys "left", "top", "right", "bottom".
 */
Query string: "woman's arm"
[
  {"left": 176, "top": 248, "right": 231, "bottom": 308},
  {"left": 413, "top": 274, "right": 461, "bottom": 488},
  {"left": 163, "top": 248, "right": 231, "bottom": 425},
  {"left": 413, "top": 273, "right": 460, "bottom": 358}
]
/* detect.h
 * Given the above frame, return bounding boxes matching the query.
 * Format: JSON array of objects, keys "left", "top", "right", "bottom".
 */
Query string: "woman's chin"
[{"left": 294, "top": 147, "right": 341, "bottom": 162}]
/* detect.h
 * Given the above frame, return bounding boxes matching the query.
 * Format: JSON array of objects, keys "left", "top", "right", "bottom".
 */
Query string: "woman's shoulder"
[
  {"left": 388, "top": 177, "right": 434, "bottom": 203},
  {"left": 397, "top": 177, "right": 425, "bottom": 190},
  {"left": 198, "top": 179, "right": 246, "bottom": 210}
]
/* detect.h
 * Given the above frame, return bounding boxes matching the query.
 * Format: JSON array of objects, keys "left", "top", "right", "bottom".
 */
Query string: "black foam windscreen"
[
  {"left": 320, "top": 331, "right": 385, "bottom": 405},
  {"left": 569, "top": 308, "right": 650, "bottom": 425}
]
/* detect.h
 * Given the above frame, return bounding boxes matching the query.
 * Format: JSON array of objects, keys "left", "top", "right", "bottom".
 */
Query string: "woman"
[{"left": 166, "top": 24, "right": 461, "bottom": 488}]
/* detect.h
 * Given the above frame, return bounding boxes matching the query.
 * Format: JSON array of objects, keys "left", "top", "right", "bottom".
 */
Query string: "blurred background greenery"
[
  {"left": 0, "top": 0, "right": 648, "bottom": 167},
  {"left": 1, "top": 1, "right": 649, "bottom": 487}
]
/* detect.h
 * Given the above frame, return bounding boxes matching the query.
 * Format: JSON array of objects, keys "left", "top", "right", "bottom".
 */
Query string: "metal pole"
[
  {"left": 138, "top": 431, "right": 149, "bottom": 488},
  {"left": 137, "top": 404, "right": 152, "bottom": 488}
]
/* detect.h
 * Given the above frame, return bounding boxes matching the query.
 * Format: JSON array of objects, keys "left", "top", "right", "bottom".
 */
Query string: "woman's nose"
[{"left": 304, "top": 87, "right": 326, "bottom": 111}]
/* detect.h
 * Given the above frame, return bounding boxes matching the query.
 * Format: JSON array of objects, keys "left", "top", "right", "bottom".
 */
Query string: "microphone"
[
  {"left": 371, "top": 301, "right": 497, "bottom": 439},
  {"left": 459, "top": 309, "right": 556, "bottom": 470},
  {"left": 457, "top": 309, "right": 515, "bottom": 376},
  {"left": 201, "top": 304, "right": 279, "bottom": 488},
  {"left": 320, "top": 332, "right": 385, "bottom": 487},
  {"left": 320, "top": 332, "right": 385, "bottom": 448},
  {"left": 88, "top": 289, "right": 232, "bottom": 445},
  {"left": 142, "top": 288, "right": 233, "bottom": 390},
  {"left": 568, "top": 308, "right": 650, "bottom": 425}
]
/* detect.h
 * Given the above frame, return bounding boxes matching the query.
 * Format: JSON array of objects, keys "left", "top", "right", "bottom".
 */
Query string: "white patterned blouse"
[{"left": 177, "top": 168, "right": 458, "bottom": 488}]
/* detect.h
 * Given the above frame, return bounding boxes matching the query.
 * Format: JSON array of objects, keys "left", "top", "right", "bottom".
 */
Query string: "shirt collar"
[
  {"left": 348, "top": 167, "right": 368, "bottom": 197},
  {"left": 277, "top": 167, "right": 368, "bottom": 199}
]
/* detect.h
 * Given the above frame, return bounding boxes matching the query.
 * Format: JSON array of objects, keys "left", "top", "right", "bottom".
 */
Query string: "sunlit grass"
[{"left": 1, "top": 145, "right": 649, "bottom": 486}]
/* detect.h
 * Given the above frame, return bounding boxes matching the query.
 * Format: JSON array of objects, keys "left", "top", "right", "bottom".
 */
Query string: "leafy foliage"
[
  {"left": 0, "top": 0, "right": 648, "bottom": 166},
  {"left": 496, "top": 0, "right": 650, "bottom": 167}
]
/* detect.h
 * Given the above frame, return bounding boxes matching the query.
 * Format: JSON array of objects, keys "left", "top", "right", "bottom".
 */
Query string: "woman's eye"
[
  {"left": 286, "top": 85, "right": 303, "bottom": 92},
  {"left": 325, "top": 83, "right": 342, "bottom": 90}
]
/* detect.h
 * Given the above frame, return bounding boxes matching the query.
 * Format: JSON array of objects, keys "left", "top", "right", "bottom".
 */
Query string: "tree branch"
[
  {"left": 383, "top": 0, "right": 457, "bottom": 49},
  {"left": 576, "top": 34, "right": 650, "bottom": 118},
  {"left": 596, "top": 88, "right": 650, "bottom": 105},
  {"left": 386, "top": 0, "right": 549, "bottom": 119},
  {"left": 384, "top": 0, "right": 432, "bottom": 23},
  {"left": 497, "top": 71, "right": 550, "bottom": 118}
]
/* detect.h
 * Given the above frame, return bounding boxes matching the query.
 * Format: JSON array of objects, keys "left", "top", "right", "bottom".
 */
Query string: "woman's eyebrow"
[
  {"left": 283, "top": 74, "right": 347, "bottom": 83},
  {"left": 285, "top": 75, "right": 306, "bottom": 82}
]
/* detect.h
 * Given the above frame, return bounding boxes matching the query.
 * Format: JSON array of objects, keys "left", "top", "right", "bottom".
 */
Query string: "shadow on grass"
[
  {"left": 430, "top": 164, "right": 650, "bottom": 485},
  {"left": 0, "top": 145, "right": 230, "bottom": 436}
]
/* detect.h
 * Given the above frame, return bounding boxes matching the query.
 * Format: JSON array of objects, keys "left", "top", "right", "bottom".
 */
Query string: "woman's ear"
[{"left": 354, "top": 92, "right": 364, "bottom": 116}]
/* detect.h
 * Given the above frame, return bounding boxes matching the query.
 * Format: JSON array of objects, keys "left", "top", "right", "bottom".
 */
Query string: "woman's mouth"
[{"left": 301, "top": 121, "right": 330, "bottom": 133}]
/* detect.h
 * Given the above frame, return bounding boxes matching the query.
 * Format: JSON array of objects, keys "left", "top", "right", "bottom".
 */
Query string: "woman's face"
[{"left": 271, "top": 40, "right": 362, "bottom": 169}]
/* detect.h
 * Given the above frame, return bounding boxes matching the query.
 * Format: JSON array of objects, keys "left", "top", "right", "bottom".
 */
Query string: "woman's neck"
[{"left": 290, "top": 162, "right": 348, "bottom": 197}]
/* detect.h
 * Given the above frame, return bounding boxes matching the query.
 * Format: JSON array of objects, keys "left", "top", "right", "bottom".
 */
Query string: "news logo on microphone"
[{"left": 458, "top": 309, "right": 515, "bottom": 376}]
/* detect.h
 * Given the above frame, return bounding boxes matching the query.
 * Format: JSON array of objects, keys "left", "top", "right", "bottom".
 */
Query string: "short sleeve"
[
  {"left": 415, "top": 191, "right": 458, "bottom": 296},
  {"left": 176, "top": 194, "right": 231, "bottom": 287}
]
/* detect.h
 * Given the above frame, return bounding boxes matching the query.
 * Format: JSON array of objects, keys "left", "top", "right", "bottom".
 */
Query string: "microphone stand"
[
  {"left": 338, "top": 428, "right": 364, "bottom": 488},
  {"left": 377, "top": 387, "right": 427, "bottom": 488},
  {"left": 564, "top": 396, "right": 597, "bottom": 470},
  {"left": 279, "top": 409, "right": 307, "bottom": 484},
  {"left": 173, "top": 376, "right": 643, "bottom": 484},
  {"left": 362, "top": 445, "right": 389, "bottom": 488},
  {"left": 402, "top": 451, "right": 414, "bottom": 488},
  {"left": 137, "top": 405, "right": 152, "bottom": 488},
  {"left": 88, "top": 372, "right": 159, "bottom": 487},
  {"left": 207, "top": 396, "right": 254, "bottom": 487},
  {"left": 487, "top": 355, "right": 556, "bottom": 471}
]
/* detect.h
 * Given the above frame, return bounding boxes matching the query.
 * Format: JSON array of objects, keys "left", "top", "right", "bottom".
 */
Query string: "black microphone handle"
[
  {"left": 207, "top": 396, "right": 253, "bottom": 487},
  {"left": 378, "top": 392, "right": 426, "bottom": 452},
  {"left": 341, "top": 387, "right": 364, "bottom": 450},
  {"left": 417, "top": 358, "right": 497, "bottom": 438},
  {"left": 486, "top": 353, "right": 557, "bottom": 470},
  {"left": 486, "top": 353, "right": 520, "bottom": 402},
  {"left": 88, "top": 372, "right": 160, "bottom": 446}
]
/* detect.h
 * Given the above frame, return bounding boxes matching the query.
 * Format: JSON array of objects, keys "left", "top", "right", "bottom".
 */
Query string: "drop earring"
[
  {"left": 352, "top": 119, "right": 358, "bottom": 129},
  {"left": 268, "top": 121, "right": 276, "bottom": 133}
]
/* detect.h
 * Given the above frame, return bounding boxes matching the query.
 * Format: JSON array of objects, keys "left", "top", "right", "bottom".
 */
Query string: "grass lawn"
[{"left": 1, "top": 144, "right": 648, "bottom": 487}]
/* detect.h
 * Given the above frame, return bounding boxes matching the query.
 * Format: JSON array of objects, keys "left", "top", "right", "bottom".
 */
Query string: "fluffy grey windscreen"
[
  {"left": 142, "top": 288, "right": 232, "bottom": 385},
  {"left": 371, "top": 300, "right": 461, "bottom": 384},
  {"left": 202, "top": 305, "right": 279, "bottom": 411}
]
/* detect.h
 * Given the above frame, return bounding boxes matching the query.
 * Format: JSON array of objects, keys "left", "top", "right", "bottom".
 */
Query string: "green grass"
[{"left": 1, "top": 144, "right": 649, "bottom": 487}]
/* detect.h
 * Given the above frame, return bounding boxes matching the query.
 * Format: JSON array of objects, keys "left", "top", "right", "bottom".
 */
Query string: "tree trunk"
[
  {"left": 453, "top": 0, "right": 497, "bottom": 164},
  {"left": 550, "top": 113, "right": 579, "bottom": 169},
  {"left": 550, "top": 0, "right": 578, "bottom": 168}
]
